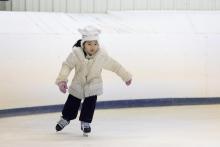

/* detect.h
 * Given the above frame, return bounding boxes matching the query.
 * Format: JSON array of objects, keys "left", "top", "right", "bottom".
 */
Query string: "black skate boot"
[
  {"left": 81, "top": 121, "right": 91, "bottom": 137},
  {"left": 55, "top": 116, "right": 70, "bottom": 132}
]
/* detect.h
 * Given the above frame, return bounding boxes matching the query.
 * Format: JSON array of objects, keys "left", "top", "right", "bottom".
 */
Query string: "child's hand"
[
  {"left": 58, "top": 81, "right": 68, "bottom": 93},
  {"left": 125, "top": 79, "right": 132, "bottom": 86}
]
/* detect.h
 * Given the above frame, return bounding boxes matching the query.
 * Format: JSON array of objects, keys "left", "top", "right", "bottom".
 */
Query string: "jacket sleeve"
[
  {"left": 102, "top": 55, "right": 132, "bottom": 82},
  {"left": 55, "top": 52, "right": 76, "bottom": 85}
]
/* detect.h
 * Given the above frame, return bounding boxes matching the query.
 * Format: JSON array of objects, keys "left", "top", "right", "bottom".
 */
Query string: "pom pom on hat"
[{"left": 78, "top": 25, "right": 101, "bottom": 47}]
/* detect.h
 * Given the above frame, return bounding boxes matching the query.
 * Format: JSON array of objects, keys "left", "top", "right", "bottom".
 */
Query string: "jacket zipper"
[{"left": 84, "top": 75, "right": 87, "bottom": 98}]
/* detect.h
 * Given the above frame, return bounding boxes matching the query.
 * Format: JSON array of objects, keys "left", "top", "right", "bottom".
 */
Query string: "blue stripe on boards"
[{"left": 1, "top": 97, "right": 220, "bottom": 118}]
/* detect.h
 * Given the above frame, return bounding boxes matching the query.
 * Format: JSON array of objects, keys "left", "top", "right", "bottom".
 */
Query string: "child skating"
[{"left": 55, "top": 26, "right": 132, "bottom": 136}]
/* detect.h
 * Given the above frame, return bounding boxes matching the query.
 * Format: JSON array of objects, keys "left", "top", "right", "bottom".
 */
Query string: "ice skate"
[
  {"left": 81, "top": 121, "right": 91, "bottom": 137},
  {"left": 55, "top": 116, "right": 70, "bottom": 132}
]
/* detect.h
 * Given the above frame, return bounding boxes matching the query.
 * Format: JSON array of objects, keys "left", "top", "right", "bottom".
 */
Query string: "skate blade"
[{"left": 83, "top": 133, "right": 89, "bottom": 137}]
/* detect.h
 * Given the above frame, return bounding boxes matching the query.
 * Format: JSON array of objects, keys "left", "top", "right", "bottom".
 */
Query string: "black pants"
[{"left": 62, "top": 94, "right": 97, "bottom": 123}]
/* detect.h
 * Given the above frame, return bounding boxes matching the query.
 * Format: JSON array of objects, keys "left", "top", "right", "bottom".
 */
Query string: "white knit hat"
[{"left": 78, "top": 25, "right": 101, "bottom": 48}]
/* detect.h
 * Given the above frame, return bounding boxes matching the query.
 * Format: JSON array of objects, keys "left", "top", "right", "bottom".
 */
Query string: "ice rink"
[
  {"left": 1, "top": 105, "right": 220, "bottom": 147},
  {"left": 0, "top": 10, "right": 220, "bottom": 147},
  {"left": 1, "top": 11, "right": 220, "bottom": 109}
]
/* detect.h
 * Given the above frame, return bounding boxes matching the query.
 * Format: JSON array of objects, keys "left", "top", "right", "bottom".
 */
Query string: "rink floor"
[{"left": 0, "top": 105, "right": 220, "bottom": 147}]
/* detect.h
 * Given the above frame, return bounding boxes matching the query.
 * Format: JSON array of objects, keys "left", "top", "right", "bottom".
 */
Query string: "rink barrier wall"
[
  {"left": 1, "top": 97, "right": 220, "bottom": 118},
  {"left": 1, "top": 0, "right": 220, "bottom": 12}
]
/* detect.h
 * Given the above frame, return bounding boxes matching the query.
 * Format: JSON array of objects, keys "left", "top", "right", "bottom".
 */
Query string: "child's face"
[{"left": 83, "top": 40, "right": 99, "bottom": 55}]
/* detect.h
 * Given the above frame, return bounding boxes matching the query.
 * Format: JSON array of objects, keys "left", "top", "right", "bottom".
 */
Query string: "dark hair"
[
  {"left": 73, "top": 39, "right": 87, "bottom": 57},
  {"left": 73, "top": 39, "right": 81, "bottom": 47}
]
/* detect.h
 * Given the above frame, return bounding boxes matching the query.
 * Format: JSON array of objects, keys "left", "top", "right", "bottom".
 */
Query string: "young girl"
[{"left": 55, "top": 26, "right": 132, "bottom": 136}]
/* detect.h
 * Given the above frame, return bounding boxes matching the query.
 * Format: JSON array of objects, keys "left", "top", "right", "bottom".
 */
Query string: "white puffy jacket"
[{"left": 55, "top": 46, "right": 132, "bottom": 99}]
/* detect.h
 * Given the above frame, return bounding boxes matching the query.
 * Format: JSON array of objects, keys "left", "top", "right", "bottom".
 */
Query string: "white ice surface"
[{"left": 0, "top": 105, "right": 220, "bottom": 147}]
